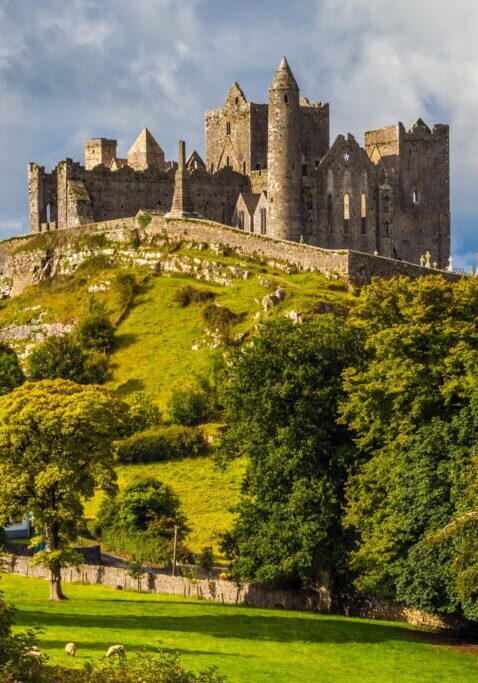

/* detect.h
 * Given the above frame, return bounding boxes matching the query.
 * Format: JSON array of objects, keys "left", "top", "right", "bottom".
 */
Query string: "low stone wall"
[{"left": 1, "top": 554, "right": 331, "bottom": 612}]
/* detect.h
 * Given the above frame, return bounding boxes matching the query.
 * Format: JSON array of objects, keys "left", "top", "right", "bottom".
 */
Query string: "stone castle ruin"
[{"left": 28, "top": 58, "right": 450, "bottom": 269}]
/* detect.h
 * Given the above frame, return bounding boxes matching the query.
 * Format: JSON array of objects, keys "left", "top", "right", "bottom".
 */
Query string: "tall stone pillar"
[{"left": 167, "top": 141, "right": 197, "bottom": 218}]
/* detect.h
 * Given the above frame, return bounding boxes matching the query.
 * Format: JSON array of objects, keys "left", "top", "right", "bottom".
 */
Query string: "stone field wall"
[{"left": 1, "top": 553, "right": 463, "bottom": 631}]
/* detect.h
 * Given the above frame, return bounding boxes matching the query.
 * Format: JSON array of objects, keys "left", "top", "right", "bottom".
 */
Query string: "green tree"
[
  {"left": 342, "top": 276, "right": 478, "bottom": 617},
  {"left": 168, "top": 385, "right": 210, "bottom": 426},
  {"left": 0, "top": 380, "right": 129, "bottom": 600},
  {"left": 96, "top": 478, "right": 190, "bottom": 565},
  {"left": 76, "top": 309, "right": 116, "bottom": 353},
  {"left": 0, "top": 343, "right": 24, "bottom": 395},
  {"left": 218, "top": 317, "right": 363, "bottom": 593},
  {"left": 28, "top": 335, "right": 106, "bottom": 384}
]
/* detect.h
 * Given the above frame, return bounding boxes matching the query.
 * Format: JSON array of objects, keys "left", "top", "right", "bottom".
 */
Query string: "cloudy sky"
[{"left": 0, "top": 0, "right": 477, "bottom": 267}]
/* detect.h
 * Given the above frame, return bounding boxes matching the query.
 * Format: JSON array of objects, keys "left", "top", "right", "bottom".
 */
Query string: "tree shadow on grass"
[{"left": 15, "top": 609, "right": 418, "bottom": 646}]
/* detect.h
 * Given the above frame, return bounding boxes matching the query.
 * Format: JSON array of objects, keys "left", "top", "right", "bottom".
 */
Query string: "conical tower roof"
[{"left": 269, "top": 57, "right": 298, "bottom": 91}]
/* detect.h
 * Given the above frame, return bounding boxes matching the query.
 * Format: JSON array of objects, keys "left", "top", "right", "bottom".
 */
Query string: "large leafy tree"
[
  {"left": 0, "top": 380, "right": 129, "bottom": 600},
  {"left": 342, "top": 275, "right": 478, "bottom": 617},
  {"left": 218, "top": 316, "right": 363, "bottom": 594}
]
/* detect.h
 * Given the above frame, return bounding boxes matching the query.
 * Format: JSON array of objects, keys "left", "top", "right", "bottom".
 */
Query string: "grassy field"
[
  {"left": 83, "top": 455, "right": 246, "bottom": 555},
  {"left": 2, "top": 573, "right": 478, "bottom": 683}
]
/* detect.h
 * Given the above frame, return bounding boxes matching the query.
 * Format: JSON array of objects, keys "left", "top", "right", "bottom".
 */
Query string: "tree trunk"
[
  {"left": 49, "top": 565, "right": 66, "bottom": 601},
  {"left": 46, "top": 522, "right": 67, "bottom": 601}
]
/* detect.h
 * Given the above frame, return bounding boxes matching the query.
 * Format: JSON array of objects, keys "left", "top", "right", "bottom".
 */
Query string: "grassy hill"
[{"left": 0, "top": 234, "right": 358, "bottom": 554}]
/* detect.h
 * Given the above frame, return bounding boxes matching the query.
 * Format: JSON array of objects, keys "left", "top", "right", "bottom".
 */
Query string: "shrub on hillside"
[
  {"left": 113, "top": 272, "right": 137, "bottom": 310},
  {"left": 168, "top": 386, "right": 211, "bottom": 426},
  {"left": 0, "top": 343, "right": 24, "bottom": 395},
  {"left": 28, "top": 335, "right": 107, "bottom": 384},
  {"left": 93, "top": 478, "right": 191, "bottom": 565},
  {"left": 128, "top": 393, "right": 162, "bottom": 434},
  {"left": 202, "top": 304, "right": 238, "bottom": 333},
  {"left": 173, "top": 285, "right": 216, "bottom": 307},
  {"left": 76, "top": 310, "right": 116, "bottom": 353},
  {"left": 116, "top": 425, "right": 205, "bottom": 464}
]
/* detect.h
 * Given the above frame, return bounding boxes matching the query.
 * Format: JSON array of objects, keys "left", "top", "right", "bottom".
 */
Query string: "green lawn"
[{"left": 2, "top": 573, "right": 478, "bottom": 682}]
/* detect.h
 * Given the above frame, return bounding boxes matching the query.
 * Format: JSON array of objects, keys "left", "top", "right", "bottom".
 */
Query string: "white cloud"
[{"left": 0, "top": 0, "right": 476, "bottom": 264}]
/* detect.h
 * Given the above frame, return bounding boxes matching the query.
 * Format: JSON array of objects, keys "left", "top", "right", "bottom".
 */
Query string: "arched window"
[
  {"left": 284, "top": 93, "right": 288, "bottom": 104},
  {"left": 384, "top": 220, "right": 390, "bottom": 237},
  {"left": 361, "top": 193, "right": 367, "bottom": 234},
  {"left": 210, "top": 163, "right": 214, "bottom": 173},
  {"left": 243, "top": 161, "right": 246, "bottom": 174},
  {"left": 226, "top": 156, "right": 230, "bottom": 167},
  {"left": 238, "top": 211, "right": 244, "bottom": 229},
  {"left": 226, "top": 122, "right": 231, "bottom": 135},
  {"left": 327, "top": 195, "right": 333, "bottom": 233},
  {"left": 343, "top": 193, "right": 350, "bottom": 235},
  {"left": 412, "top": 189, "right": 419, "bottom": 204}
]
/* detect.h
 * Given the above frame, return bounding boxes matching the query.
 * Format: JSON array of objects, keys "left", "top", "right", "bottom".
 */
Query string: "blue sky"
[{"left": 0, "top": 0, "right": 477, "bottom": 267}]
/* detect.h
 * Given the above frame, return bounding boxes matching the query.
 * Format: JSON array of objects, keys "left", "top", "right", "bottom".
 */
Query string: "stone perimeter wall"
[
  {"left": 1, "top": 553, "right": 461, "bottom": 631},
  {"left": 0, "top": 214, "right": 459, "bottom": 299}
]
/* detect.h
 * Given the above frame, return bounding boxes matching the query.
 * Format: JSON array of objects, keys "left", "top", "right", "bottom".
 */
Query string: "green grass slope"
[
  {"left": 0, "top": 237, "right": 357, "bottom": 553},
  {"left": 3, "top": 573, "right": 478, "bottom": 683}
]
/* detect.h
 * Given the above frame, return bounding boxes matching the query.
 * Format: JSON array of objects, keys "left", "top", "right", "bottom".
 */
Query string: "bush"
[
  {"left": 95, "top": 478, "right": 191, "bottom": 565},
  {"left": 116, "top": 425, "right": 205, "bottom": 464},
  {"left": 0, "top": 585, "right": 45, "bottom": 682},
  {"left": 137, "top": 212, "right": 152, "bottom": 230},
  {"left": 128, "top": 393, "right": 162, "bottom": 434},
  {"left": 0, "top": 343, "right": 24, "bottom": 395},
  {"left": 76, "top": 311, "right": 115, "bottom": 353},
  {"left": 202, "top": 304, "right": 238, "bottom": 333},
  {"left": 28, "top": 335, "right": 106, "bottom": 384},
  {"left": 49, "top": 650, "right": 226, "bottom": 682},
  {"left": 168, "top": 386, "right": 211, "bottom": 426},
  {"left": 173, "top": 285, "right": 216, "bottom": 307},
  {"left": 113, "top": 273, "right": 137, "bottom": 310}
]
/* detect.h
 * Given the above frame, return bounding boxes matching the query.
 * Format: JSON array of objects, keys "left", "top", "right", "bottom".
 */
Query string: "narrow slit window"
[
  {"left": 226, "top": 122, "right": 231, "bottom": 135},
  {"left": 413, "top": 189, "right": 419, "bottom": 204},
  {"left": 284, "top": 93, "right": 288, "bottom": 103},
  {"left": 327, "top": 195, "right": 333, "bottom": 233},
  {"left": 343, "top": 193, "right": 350, "bottom": 235},
  {"left": 361, "top": 193, "right": 367, "bottom": 234}
]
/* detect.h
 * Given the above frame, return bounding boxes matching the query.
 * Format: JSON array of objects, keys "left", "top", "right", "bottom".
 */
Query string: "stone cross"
[
  {"left": 433, "top": 261, "right": 438, "bottom": 269},
  {"left": 447, "top": 256, "right": 453, "bottom": 272},
  {"left": 425, "top": 251, "right": 431, "bottom": 268},
  {"left": 419, "top": 254, "right": 425, "bottom": 267}
]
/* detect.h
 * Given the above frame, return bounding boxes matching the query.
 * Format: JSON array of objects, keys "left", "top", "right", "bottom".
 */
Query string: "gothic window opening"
[
  {"left": 243, "top": 161, "right": 246, "bottom": 174},
  {"left": 284, "top": 94, "right": 288, "bottom": 103},
  {"left": 226, "top": 156, "right": 230, "bottom": 167},
  {"left": 413, "top": 189, "right": 419, "bottom": 204},
  {"left": 260, "top": 208, "right": 267, "bottom": 235},
  {"left": 211, "top": 163, "right": 214, "bottom": 173},
  {"left": 343, "top": 193, "right": 350, "bottom": 235},
  {"left": 361, "top": 193, "right": 367, "bottom": 234},
  {"left": 235, "top": 97, "right": 239, "bottom": 104},
  {"left": 306, "top": 192, "right": 313, "bottom": 210},
  {"left": 238, "top": 211, "right": 244, "bottom": 229},
  {"left": 226, "top": 122, "right": 231, "bottom": 135},
  {"left": 327, "top": 194, "right": 333, "bottom": 233},
  {"left": 384, "top": 220, "right": 391, "bottom": 237}
]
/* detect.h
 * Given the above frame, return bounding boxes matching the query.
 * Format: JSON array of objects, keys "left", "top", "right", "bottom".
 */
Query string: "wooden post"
[{"left": 172, "top": 524, "right": 178, "bottom": 577}]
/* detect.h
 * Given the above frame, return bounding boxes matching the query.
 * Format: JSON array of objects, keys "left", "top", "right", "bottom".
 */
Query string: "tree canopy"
[
  {"left": 0, "top": 380, "right": 129, "bottom": 599},
  {"left": 341, "top": 276, "right": 478, "bottom": 618},
  {"left": 218, "top": 316, "right": 363, "bottom": 592}
]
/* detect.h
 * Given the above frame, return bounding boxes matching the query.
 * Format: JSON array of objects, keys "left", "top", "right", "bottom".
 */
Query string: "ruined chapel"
[{"left": 28, "top": 58, "right": 450, "bottom": 268}]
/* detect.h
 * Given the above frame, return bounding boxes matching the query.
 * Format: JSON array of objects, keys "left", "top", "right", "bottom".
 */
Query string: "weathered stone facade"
[{"left": 28, "top": 58, "right": 450, "bottom": 268}]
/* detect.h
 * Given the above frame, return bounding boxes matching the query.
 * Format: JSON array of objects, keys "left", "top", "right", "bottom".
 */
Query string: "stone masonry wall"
[{"left": 1, "top": 553, "right": 462, "bottom": 630}]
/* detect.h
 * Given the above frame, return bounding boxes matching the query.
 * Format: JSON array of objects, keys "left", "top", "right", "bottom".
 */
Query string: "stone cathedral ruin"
[{"left": 28, "top": 58, "right": 450, "bottom": 269}]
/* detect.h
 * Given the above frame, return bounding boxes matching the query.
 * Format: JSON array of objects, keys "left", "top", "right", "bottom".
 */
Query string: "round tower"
[{"left": 267, "top": 57, "right": 302, "bottom": 241}]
